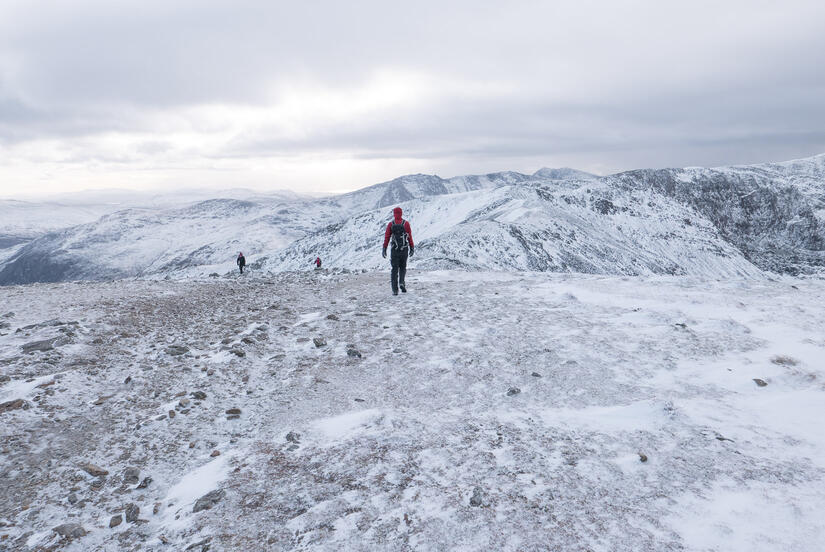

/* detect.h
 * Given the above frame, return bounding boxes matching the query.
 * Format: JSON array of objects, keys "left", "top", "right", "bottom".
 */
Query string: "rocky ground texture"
[{"left": 1, "top": 270, "right": 824, "bottom": 551}]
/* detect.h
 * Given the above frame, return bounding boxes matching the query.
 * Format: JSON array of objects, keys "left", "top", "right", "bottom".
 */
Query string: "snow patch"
[{"left": 308, "top": 409, "right": 386, "bottom": 443}]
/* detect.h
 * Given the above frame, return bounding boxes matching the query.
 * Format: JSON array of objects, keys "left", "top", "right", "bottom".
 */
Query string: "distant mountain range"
[{"left": 1, "top": 156, "right": 823, "bottom": 285}]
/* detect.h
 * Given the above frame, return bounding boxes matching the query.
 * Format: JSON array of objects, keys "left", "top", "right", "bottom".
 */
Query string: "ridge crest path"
[{"left": 1, "top": 271, "right": 823, "bottom": 551}]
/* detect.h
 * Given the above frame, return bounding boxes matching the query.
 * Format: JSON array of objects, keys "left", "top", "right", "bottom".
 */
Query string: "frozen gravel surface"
[{"left": 1, "top": 270, "right": 824, "bottom": 551}]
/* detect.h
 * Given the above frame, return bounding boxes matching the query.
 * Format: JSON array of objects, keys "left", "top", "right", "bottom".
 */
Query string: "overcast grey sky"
[{"left": 1, "top": 0, "right": 824, "bottom": 197}]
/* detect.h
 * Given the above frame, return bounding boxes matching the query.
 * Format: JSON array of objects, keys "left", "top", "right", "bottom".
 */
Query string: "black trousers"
[
  {"left": 390, "top": 248, "right": 408, "bottom": 292},
  {"left": 238, "top": 264, "right": 244, "bottom": 274}
]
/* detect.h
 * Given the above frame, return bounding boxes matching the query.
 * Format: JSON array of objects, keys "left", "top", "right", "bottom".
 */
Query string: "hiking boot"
[
  {"left": 400, "top": 284, "right": 406, "bottom": 293},
  {"left": 393, "top": 290, "right": 399, "bottom": 296}
]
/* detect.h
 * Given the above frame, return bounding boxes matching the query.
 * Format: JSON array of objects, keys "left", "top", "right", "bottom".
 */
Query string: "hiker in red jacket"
[
  {"left": 382, "top": 206, "right": 414, "bottom": 295},
  {"left": 314, "top": 257, "right": 322, "bottom": 269}
]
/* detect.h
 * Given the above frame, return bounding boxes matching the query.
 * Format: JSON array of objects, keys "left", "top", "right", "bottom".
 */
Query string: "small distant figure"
[
  {"left": 314, "top": 256, "right": 322, "bottom": 269},
  {"left": 382, "top": 206, "right": 414, "bottom": 295},
  {"left": 237, "top": 252, "right": 246, "bottom": 274}
]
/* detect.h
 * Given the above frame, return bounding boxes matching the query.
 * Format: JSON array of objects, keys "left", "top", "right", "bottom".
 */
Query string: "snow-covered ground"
[{"left": 1, "top": 270, "right": 824, "bottom": 551}]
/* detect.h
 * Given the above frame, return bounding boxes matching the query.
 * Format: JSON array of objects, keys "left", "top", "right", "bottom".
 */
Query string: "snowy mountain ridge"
[{"left": 1, "top": 156, "right": 824, "bottom": 285}]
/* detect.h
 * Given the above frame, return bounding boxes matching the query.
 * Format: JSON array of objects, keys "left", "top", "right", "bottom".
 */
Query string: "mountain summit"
[{"left": 1, "top": 156, "right": 824, "bottom": 285}]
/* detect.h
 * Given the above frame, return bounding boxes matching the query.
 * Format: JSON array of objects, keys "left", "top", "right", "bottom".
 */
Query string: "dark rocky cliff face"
[{"left": 611, "top": 164, "right": 825, "bottom": 275}]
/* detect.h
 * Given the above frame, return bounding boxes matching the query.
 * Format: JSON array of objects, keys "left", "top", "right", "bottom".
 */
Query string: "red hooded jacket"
[{"left": 383, "top": 206, "right": 414, "bottom": 249}]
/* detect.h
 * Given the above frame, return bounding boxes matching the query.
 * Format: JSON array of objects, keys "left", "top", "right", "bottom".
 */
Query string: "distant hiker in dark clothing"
[
  {"left": 382, "top": 206, "right": 414, "bottom": 295},
  {"left": 314, "top": 257, "right": 322, "bottom": 269},
  {"left": 237, "top": 252, "right": 246, "bottom": 274}
]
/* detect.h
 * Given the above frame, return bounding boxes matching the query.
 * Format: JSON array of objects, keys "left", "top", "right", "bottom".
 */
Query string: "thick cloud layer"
[{"left": 1, "top": 0, "right": 824, "bottom": 195}]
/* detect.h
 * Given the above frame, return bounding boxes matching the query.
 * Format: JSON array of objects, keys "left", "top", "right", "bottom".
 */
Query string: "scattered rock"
[
  {"left": 225, "top": 408, "right": 241, "bottom": 420},
  {"left": 80, "top": 463, "right": 109, "bottom": 477},
  {"left": 313, "top": 337, "right": 327, "bottom": 348},
  {"left": 241, "top": 337, "right": 256, "bottom": 345},
  {"left": 326, "top": 314, "right": 339, "bottom": 321},
  {"left": 109, "top": 514, "right": 122, "bottom": 528},
  {"left": 638, "top": 453, "right": 648, "bottom": 463},
  {"left": 210, "top": 450, "right": 221, "bottom": 457},
  {"left": 531, "top": 372, "right": 542, "bottom": 377},
  {"left": 67, "top": 492, "right": 78, "bottom": 505},
  {"left": 593, "top": 197, "right": 618, "bottom": 215},
  {"left": 506, "top": 387, "right": 521, "bottom": 396},
  {"left": 193, "top": 489, "right": 225, "bottom": 513},
  {"left": 137, "top": 476, "right": 152, "bottom": 489},
  {"left": 53, "top": 523, "right": 87, "bottom": 539},
  {"left": 153, "top": 502, "right": 161, "bottom": 515},
  {"left": 165, "top": 345, "right": 190, "bottom": 356},
  {"left": 753, "top": 378, "right": 768, "bottom": 387},
  {"left": 285, "top": 431, "right": 301, "bottom": 443},
  {"left": 346, "top": 346, "right": 362, "bottom": 358},
  {"left": 354, "top": 398, "right": 365, "bottom": 402},
  {"left": 230, "top": 347, "right": 246, "bottom": 358},
  {"left": 1, "top": 311, "right": 13, "bottom": 318},
  {"left": 124, "top": 376, "right": 132, "bottom": 384},
  {"left": 93, "top": 395, "right": 113, "bottom": 405},
  {"left": 469, "top": 487, "right": 484, "bottom": 507},
  {"left": 178, "top": 398, "right": 191, "bottom": 408},
  {"left": 168, "top": 409, "right": 176, "bottom": 419},
  {"left": 0, "top": 399, "right": 28, "bottom": 414},
  {"left": 191, "top": 391, "right": 207, "bottom": 400},
  {"left": 674, "top": 323, "right": 687, "bottom": 329},
  {"left": 771, "top": 355, "right": 798, "bottom": 367},
  {"left": 0, "top": 374, "right": 10, "bottom": 383},
  {"left": 123, "top": 467, "right": 140, "bottom": 485},
  {"left": 186, "top": 537, "right": 213, "bottom": 550},
  {"left": 125, "top": 503, "right": 140, "bottom": 523},
  {"left": 21, "top": 338, "right": 59, "bottom": 354},
  {"left": 23, "top": 318, "right": 72, "bottom": 330}
]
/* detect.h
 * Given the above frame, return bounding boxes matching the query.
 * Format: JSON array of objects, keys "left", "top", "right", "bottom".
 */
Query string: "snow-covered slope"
[
  {"left": 2, "top": 272, "right": 824, "bottom": 550},
  {"left": 0, "top": 198, "right": 326, "bottom": 284},
  {"left": 0, "top": 188, "right": 289, "bottom": 238},
  {"left": 268, "top": 155, "right": 825, "bottom": 278},
  {"left": 262, "top": 182, "right": 763, "bottom": 278},
  {"left": 0, "top": 189, "right": 311, "bottom": 282},
  {"left": 1, "top": 156, "right": 823, "bottom": 285},
  {"left": 0, "top": 168, "right": 589, "bottom": 285},
  {"left": 609, "top": 154, "right": 825, "bottom": 275}
]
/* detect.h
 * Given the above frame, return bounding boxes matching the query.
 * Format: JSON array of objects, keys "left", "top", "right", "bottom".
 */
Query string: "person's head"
[
  {"left": 393, "top": 206, "right": 403, "bottom": 220},
  {"left": 239, "top": 252, "right": 243, "bottom": 256}
]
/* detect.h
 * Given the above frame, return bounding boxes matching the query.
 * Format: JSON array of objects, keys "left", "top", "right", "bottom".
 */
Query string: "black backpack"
[{"left": 390, "top": 220, "right": 409, "bottom": 250}]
